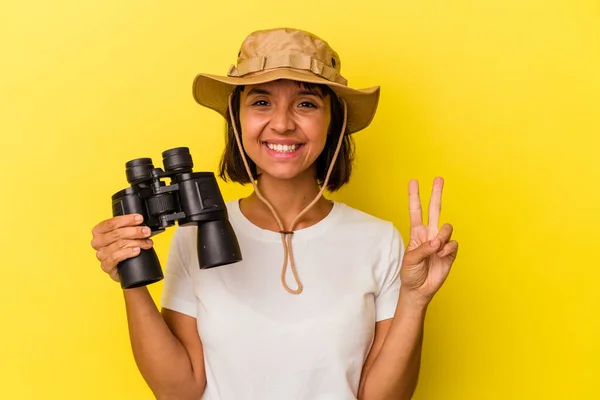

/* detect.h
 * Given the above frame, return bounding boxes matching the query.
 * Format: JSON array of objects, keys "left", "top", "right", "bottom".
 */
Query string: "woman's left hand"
[{"left": 400, "top": 177, "right": 458, "bottom": 306}]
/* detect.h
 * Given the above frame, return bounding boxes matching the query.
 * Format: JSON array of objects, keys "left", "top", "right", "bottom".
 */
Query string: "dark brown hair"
[{"left": 218, "top": 82, "right": 355, "bottom": 192}]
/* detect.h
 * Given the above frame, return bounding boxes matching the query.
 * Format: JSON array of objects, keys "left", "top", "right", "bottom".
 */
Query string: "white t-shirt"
[{"left": 160, "top": 199, "right": 405, "bottom": 400}]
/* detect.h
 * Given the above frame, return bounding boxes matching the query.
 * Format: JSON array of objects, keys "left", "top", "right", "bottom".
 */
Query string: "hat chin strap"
[{"left": 228, "top": 93, "right": 348, "bottom": 295}]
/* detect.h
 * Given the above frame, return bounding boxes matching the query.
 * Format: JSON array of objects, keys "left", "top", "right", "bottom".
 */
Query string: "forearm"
[
  {"left": 360, "top": 293, "right": 428, "bottom": 400},
  {"left": 123, "top": 287, "right": 204, "bottom": 400}
]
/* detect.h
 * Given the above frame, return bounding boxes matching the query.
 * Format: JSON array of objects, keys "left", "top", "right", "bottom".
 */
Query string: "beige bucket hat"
[{"left": 192, "top": 27, "right": 380, "bottom": 134}]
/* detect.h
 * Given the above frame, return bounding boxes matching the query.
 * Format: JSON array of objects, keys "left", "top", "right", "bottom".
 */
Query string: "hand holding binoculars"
[{"left": 111, "top": 147, "right": 242, "bottom": 289}]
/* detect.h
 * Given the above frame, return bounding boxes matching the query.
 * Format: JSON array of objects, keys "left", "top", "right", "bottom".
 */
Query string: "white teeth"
[{"left": 266, "top": 143, "right": 299, "bottom": 152}]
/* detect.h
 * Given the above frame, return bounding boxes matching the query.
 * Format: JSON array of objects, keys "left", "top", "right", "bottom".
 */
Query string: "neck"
[{"left": 240, "top": 171, "right": 333, "bottom": 232}]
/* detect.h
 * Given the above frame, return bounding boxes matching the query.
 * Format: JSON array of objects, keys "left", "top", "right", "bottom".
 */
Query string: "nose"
[{"left": 269, "top": 104, "right": 296, "bottom": 134}]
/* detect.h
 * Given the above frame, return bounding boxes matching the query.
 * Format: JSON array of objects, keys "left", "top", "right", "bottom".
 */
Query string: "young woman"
[{"left": 90, "top": 27, "right": 458, "bottom": 400}]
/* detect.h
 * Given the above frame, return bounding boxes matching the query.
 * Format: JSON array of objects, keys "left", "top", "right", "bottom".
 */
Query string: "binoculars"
[{"left": 111, "top": 147, "right": 242, "bottom": 289}]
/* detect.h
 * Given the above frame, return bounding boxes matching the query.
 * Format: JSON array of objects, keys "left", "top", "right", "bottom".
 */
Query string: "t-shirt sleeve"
[
  {"left": 374, "top": 223, "right": 405, "bottom": 321},
  {"left": 160, "top": 226, "right": 198, "bottom": 318}
]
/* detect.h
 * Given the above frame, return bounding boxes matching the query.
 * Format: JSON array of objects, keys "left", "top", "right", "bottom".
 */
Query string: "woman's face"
[{"left": 238, "top": 79, "right": 331, "bottom": 182}]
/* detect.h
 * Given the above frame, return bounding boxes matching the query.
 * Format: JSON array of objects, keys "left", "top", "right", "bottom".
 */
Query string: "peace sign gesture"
[{"left": 400, "top": 177, "right": 458, "bottom": 306}]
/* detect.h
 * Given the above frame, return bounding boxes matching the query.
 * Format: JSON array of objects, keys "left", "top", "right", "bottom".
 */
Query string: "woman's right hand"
[{"left": 91, "top": 214, "right": 154, "bottom": 282}]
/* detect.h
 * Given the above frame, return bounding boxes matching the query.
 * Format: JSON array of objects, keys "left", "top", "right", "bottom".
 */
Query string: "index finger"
[
  {"left": 408, "top": 179, "right": 422, "bottom": 228},
  {"left": 92, "top": 214, "right": 144, "bottom": 235}
]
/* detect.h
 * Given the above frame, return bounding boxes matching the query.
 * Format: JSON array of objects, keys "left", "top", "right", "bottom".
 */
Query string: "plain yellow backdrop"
[{"left": 1, "top": 0, "right": 598, "bottom": 399}]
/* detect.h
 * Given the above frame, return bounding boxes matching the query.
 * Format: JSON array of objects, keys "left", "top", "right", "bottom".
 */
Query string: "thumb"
[{"left": 404, "top": 239, "right": 442, "bottom": 266}]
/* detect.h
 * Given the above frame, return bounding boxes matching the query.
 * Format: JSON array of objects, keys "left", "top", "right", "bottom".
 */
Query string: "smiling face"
[{"left": 238, "top": 79, "right": 332, "bottom": 182}]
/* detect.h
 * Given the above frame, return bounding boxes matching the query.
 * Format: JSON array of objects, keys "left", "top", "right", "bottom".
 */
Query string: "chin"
[{"left": 257, "top": 165, "right": 314, "bottom": 182}]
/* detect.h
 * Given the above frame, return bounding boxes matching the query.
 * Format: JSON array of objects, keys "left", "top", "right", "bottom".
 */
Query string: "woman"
[{"left": 91, "top": 28, "right": 458, "bottom": 400}]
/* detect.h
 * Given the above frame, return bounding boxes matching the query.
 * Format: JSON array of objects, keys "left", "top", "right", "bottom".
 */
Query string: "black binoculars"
[{"left": 111, "top": 147, "right": 242, "bottom": 289}]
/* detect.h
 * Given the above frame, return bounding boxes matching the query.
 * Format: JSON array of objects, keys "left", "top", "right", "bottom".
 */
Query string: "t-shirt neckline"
[{"left": 227, "top": 198, "right": 343, "bottom": 243}]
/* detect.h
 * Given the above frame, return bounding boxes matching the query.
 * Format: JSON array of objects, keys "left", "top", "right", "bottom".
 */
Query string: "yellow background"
[{"left": 1, "top": 0, "right": 598, "bottom": 398}]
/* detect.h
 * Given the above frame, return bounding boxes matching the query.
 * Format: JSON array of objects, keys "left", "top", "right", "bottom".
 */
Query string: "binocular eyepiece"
[{"left": 111, "top": 147, "right": 242, "bottom": 289}]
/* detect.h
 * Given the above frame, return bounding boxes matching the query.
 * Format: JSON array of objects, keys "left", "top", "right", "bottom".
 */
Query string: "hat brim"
[{"left": 192, "top": 68, "right": 380, "bottom": 134}]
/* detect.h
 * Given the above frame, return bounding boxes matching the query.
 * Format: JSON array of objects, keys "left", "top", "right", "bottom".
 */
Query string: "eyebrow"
[
  {"left": 246, "top": 88, "right": 270, "bottom": 96},
  {"left": 298, "top": 89, "right": 324, "bottom": 98},
  {"left": 246, "top": 87, "right": 324, "bottom": 98}
]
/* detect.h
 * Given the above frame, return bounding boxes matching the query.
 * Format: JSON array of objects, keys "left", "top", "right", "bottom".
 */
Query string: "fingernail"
[
  {"left": 135, "top": 215, "right": 143, "bottom": 222},
  {"left": 142, "top": 227, "right": 151, "bottom": 235},
  {"left": 133, "top": 247, "right": 140, "bottom": 253},
  {"left": 430, "top": 239, "right": 439, "bottom": 248},
  {"left": 437, "top": 250, "right": 444, "bottom": 257},
  {"left": 146, "top": 239, "right": 153, "bottom": 245}
]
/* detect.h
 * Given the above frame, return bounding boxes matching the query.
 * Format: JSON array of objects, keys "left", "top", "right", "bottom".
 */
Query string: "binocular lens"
[
  {"left": 196, "top": 219, "right": 243, "bottom": 269},
  {"left": 126, "top": 158, "right": 154, "bottom": 184},
  {"left": 163, "top": 147, "right": 193, "bottom": 173}
]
